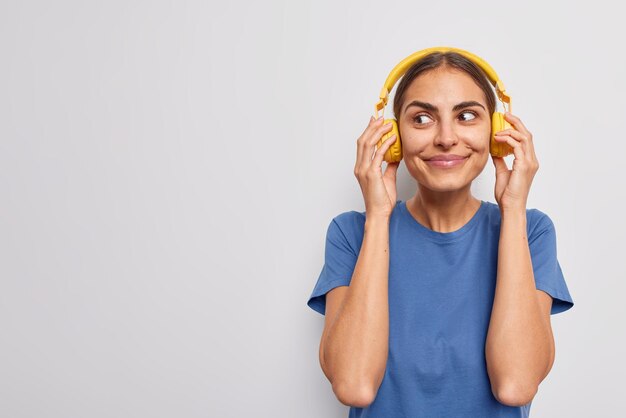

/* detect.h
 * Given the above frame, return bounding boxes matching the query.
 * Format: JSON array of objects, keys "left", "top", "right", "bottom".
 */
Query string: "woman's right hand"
[{"left": 354, "top": 116, "right": 400, "bottom": 219}]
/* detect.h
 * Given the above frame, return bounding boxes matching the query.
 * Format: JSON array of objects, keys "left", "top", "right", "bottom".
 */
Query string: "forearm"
[
  {"left": 485, "top": 209, "right": 554, "bottom": 402},
  {"left": 323, "top": 215, "right": 390, "bottom": 398}
]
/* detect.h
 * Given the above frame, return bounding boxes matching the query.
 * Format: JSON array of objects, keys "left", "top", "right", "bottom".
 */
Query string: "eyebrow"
[{"left": 403, "top": 100, "right": 486, "bottom": 115}]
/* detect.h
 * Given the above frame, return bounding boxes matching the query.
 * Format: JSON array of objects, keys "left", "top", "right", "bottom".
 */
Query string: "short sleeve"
[
  {"left": 528, "top": 210, "right": 574, "bottom": 315},
  {"left": 306, "top": 214, "right": 361, "bottom": 316}
]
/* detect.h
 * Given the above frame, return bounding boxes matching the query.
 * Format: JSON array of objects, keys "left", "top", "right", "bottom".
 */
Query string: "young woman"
[{"left": 306, "top": 49, "right": 574, "bottom": 417}]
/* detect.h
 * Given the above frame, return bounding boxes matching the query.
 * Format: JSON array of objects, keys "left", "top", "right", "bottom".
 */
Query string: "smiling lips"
[{"left": 425, "top": 154, "right": 469, "bottom": 168}]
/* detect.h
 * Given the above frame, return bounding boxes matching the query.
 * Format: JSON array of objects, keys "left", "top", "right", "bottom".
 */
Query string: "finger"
[
  {"left": 494, "top": 132, "right": 536, "bottom": 169},
  {"left": 354, "top": 116, "right": 380, "bottom": 173},
  {"left": 367, "top": 120, "right": 394, "bottom": 148},
  {"left": 383, "top": 161, "right": 400, "bottom": 181},
  {"left": 367, "top": 121, "right": 394, "bottom": 158},
  {"left": 371, "top": 134, "right": 397, "bottom": 168},
  {"left": 356, "top": 116, "right": 384, "bottom": 172},
  {"left": 365, "top": 122, "right": 393, "bottom": 164},
  {"left": 363, "top": 115, "right": 385, "bottom": 138},
  {"left": 494, "top": 129, "right": 529, "bottom": 155},
  {"left": 495, "top": 128, "right": 539, "bottom": 164},
  {"left": 494, "top": 134, "right": 526, "bottom": 163},
  {"left": 504, "top": 112, "right": 533, "bottom": 140},
  {"left": 491, "top": 154, "right": 509, "bottom": 174},
  {"left": 364, "top": 120, "right": 394, "bottom": 166}
]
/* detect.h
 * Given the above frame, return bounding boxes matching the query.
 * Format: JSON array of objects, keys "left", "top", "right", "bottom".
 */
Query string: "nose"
[{"left": 434, "top": 119, "right": 458, "bottom": 149}]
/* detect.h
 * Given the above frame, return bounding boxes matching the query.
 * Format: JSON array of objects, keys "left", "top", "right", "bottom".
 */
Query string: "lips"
[
  {"left": 425, "top": 154, "right": 469, "bottom": 168},
  {"left": 425, "top": 154, "right": 468, "bottom": 161}
]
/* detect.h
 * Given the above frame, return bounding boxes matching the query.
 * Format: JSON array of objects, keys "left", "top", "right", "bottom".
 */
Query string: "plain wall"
[{"left": 1, "top": 0, "right": 622, "bottom": 417}]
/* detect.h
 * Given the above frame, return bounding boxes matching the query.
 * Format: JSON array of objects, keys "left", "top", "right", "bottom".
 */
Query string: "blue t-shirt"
[{"left": 307, "top": 199, "right": 574, "bottom": 418}]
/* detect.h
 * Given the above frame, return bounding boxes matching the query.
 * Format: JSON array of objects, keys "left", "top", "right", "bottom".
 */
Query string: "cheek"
[
  {"left": 466, "top": 125, "right": 492, "bottom": 150},
  {"left": 397, "top": 129, "right": 429, "bottom": 151},
  {"left": 471, "top": 133, "right": 491, "bottom": 151}
]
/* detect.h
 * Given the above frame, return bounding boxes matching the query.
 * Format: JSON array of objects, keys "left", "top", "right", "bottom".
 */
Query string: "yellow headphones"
[{"left": 374, "top": 46, "right": 515, "bottom": 163}]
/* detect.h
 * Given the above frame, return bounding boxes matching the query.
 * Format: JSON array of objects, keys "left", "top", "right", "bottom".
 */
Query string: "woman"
[{"left": 306, "top": 49, "right": 575, "bottom": 417}]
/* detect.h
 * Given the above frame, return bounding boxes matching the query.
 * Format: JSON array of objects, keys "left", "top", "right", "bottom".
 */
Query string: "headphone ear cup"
[
  {"left": 377, "top": 119, "right": 403, "bottom": 163},
  {"left": 490, "top": 112, "right": 514, "bottom": 157}
]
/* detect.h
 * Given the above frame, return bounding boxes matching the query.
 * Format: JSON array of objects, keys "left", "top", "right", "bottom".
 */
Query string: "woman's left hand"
[{"left": 491, "top": 112, "right": 539, "bottom": 212}]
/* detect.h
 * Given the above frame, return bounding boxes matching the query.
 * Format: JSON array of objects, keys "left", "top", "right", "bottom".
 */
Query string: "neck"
[{"left": 406, "top": 185, "right": 481, "bottom": 233}]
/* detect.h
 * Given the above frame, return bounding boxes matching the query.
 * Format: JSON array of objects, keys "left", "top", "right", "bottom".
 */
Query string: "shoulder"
[
  {"left": 525, "top": 207, "right": 557, "bottom": 241},
  {"left": 481, "top": 201, "right": 557, "bottom": 237},
  {"left": 331, "top": 208, "right": 366, "bottom": 231},
  {"left": 326, "top": 209, "right": 366, "bottom": 253},
  {"left": 329, "top": 200, "right": 403, "bottom": 234}
]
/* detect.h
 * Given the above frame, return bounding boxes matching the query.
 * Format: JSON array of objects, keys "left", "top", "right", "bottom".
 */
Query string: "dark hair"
[{"left": 392, "top": 51, "right": 497, "bottom": 122}]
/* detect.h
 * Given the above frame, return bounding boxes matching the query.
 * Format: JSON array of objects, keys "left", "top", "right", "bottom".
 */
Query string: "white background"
[{"left": 1, "top": 1, "right": 622, "bottom": 417}]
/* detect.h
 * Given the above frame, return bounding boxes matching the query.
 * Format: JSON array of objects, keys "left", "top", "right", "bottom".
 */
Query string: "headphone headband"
[{"left": 374, "top": 46, "right": 511, "bottom": 117}]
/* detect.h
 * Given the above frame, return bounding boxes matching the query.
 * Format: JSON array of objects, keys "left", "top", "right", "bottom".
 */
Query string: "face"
[{"left": 398, "top": 67, "right": 491, "bottom": 192}]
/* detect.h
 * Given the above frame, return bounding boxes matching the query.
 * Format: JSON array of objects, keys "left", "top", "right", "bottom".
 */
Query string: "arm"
[
  {"left": 320, "top": 215, "right": 390, "bottom": 408},
  {"left": 485, "top": 208, "right": 555, "bottom": 407}
]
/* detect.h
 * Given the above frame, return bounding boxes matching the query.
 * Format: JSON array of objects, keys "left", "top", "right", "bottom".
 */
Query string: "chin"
[
  {"left": 422, "top": 179, "right": 471, "bottom": 193},
  {"left": 409, "top": 167, "right": 479, "bottom": 192}
]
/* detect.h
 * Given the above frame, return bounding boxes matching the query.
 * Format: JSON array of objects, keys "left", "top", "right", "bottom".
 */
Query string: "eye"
[
  {"left": 412, "top": 114, "right": 433, "bottom": 125},
  {"left": 412, "top": 111, "right": 478, "bottom": 125},
  {"left": 459, "top": 110, "right": 477, "bottom": 121}
]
